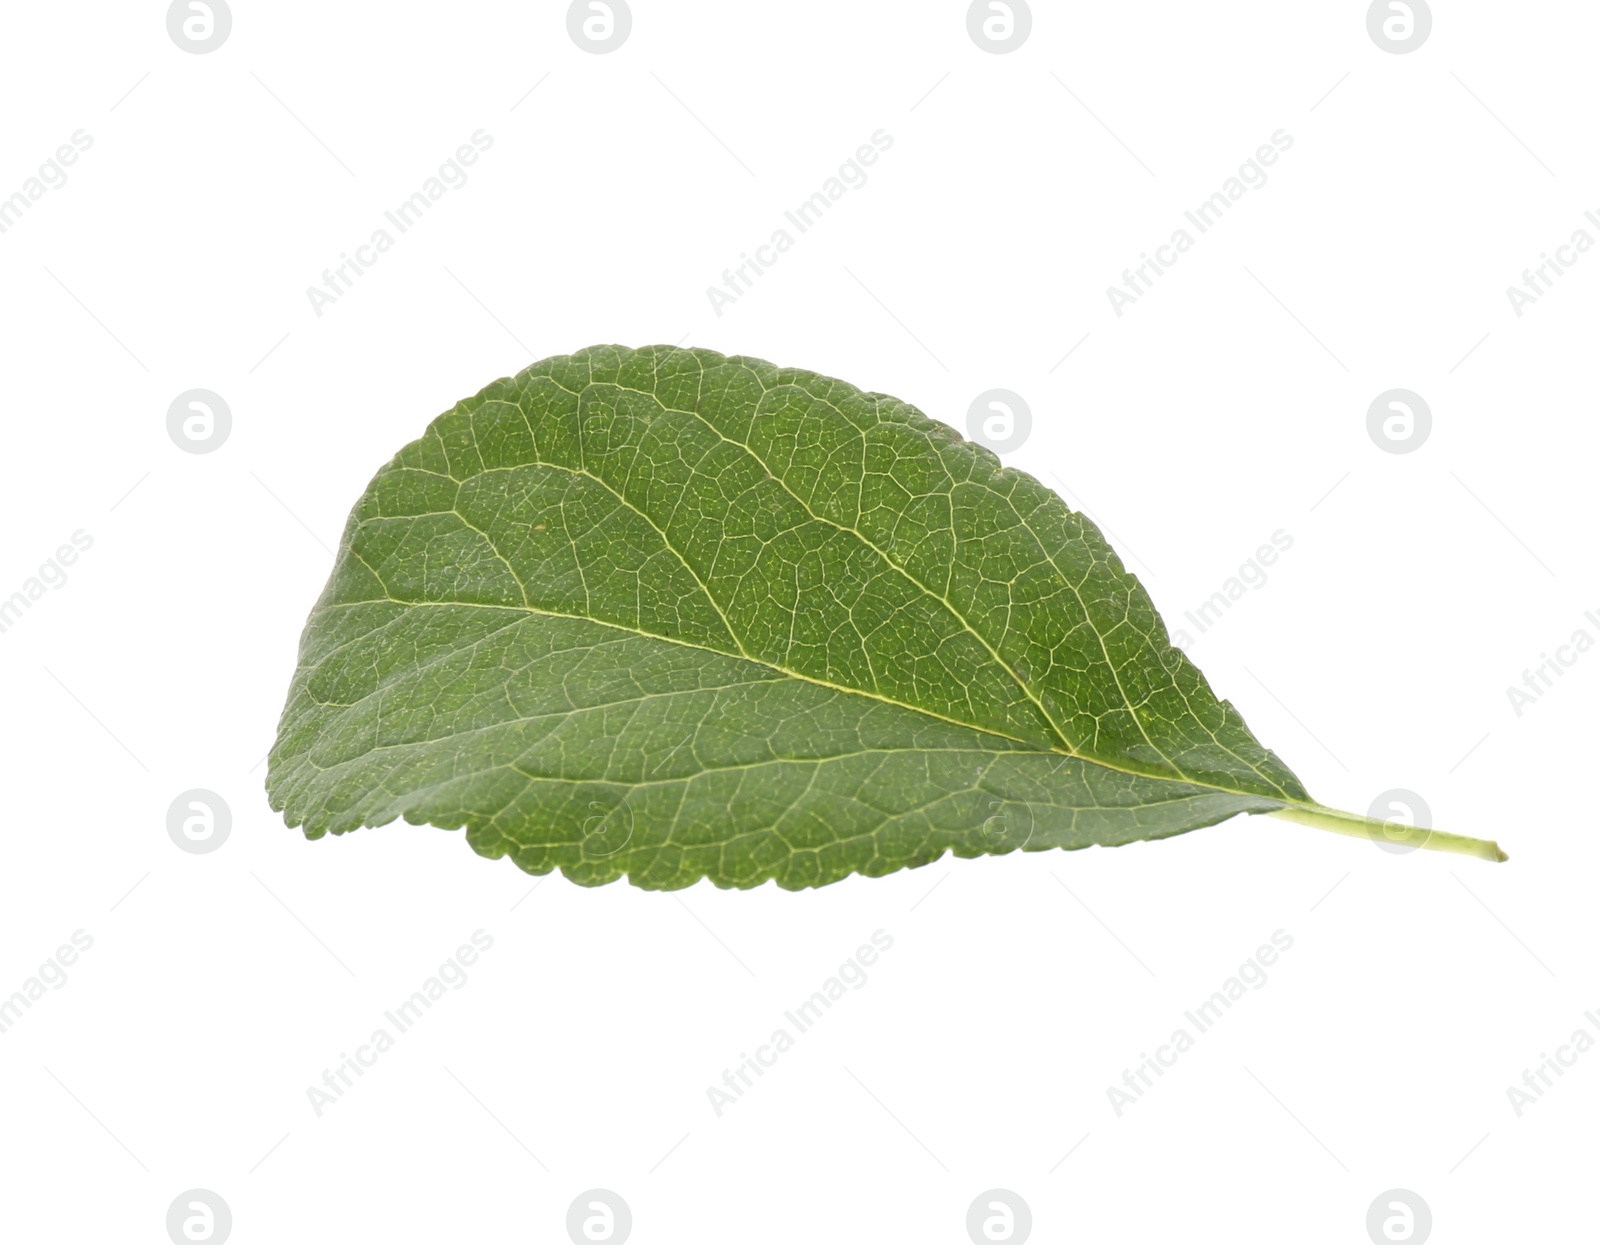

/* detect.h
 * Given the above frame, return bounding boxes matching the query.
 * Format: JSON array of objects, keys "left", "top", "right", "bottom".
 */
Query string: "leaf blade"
[{"left": 267, "top": 344, "right": 1504, "bottom": 886}]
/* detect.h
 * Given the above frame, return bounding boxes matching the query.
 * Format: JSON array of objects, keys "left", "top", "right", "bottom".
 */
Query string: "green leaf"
[{"left": 266, "top": 345, "right": 1506, "bottom": 888}]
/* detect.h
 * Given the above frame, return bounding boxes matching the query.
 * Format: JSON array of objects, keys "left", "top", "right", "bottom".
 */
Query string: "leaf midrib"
[{"left": 305, "top": 592, "right": 1288, "bottom": 808}]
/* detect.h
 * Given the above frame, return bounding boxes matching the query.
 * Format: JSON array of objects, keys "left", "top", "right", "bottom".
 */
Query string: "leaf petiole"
[{"left": 1268, "top": 804, "right": 1508, "bottom": 862}]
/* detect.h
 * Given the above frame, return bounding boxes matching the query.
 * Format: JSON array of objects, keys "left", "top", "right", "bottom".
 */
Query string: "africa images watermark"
[
  {"left": 0, "top": 530, "right": 95, "bottom": 637},
  {"left": 0, "top": 930, "right": 94, "bottom": 1036},
  {"left": 1505, "top": 209, "right": 1600, "bottom": 318},
  {"left": 305, "top": 929, "right": 493, "bottom": 1116},
  {"left": 305, "top": 130, "right": 494, "bottom": 318},
  {"left": 1504, "top": 1006, "right": 1600, "bottom": 1118},
  {"left": 1169, "top": 529, "right": 1294, "bottom": 651},
  {"left": 1105, "top": 930, "right": 1294, "bottom": 1117},
  {"left": 706, "top": 130, "right": 894, "bottom": 317},
  {"left": 0, "top": 130, "right": 94, "bottom": 238},
  {"left": 705, "top": 929, "right": 894, "bottom": 1117},
  {"left": 1504, "top": 607, "right": 1599, "bottom": 717},
  {"left": 1106, "top": 130, "right": 1294, "bottom": 318}
]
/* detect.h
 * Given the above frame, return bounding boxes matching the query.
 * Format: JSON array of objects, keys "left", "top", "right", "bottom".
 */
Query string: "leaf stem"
[{"left": 1268, "top": 804, "right": 1508, "bottom": 862}]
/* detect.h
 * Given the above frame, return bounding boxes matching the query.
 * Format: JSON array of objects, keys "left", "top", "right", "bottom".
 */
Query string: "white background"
[{"left": 1, "top": 2, "right": 1595, "bottom": 1241}]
